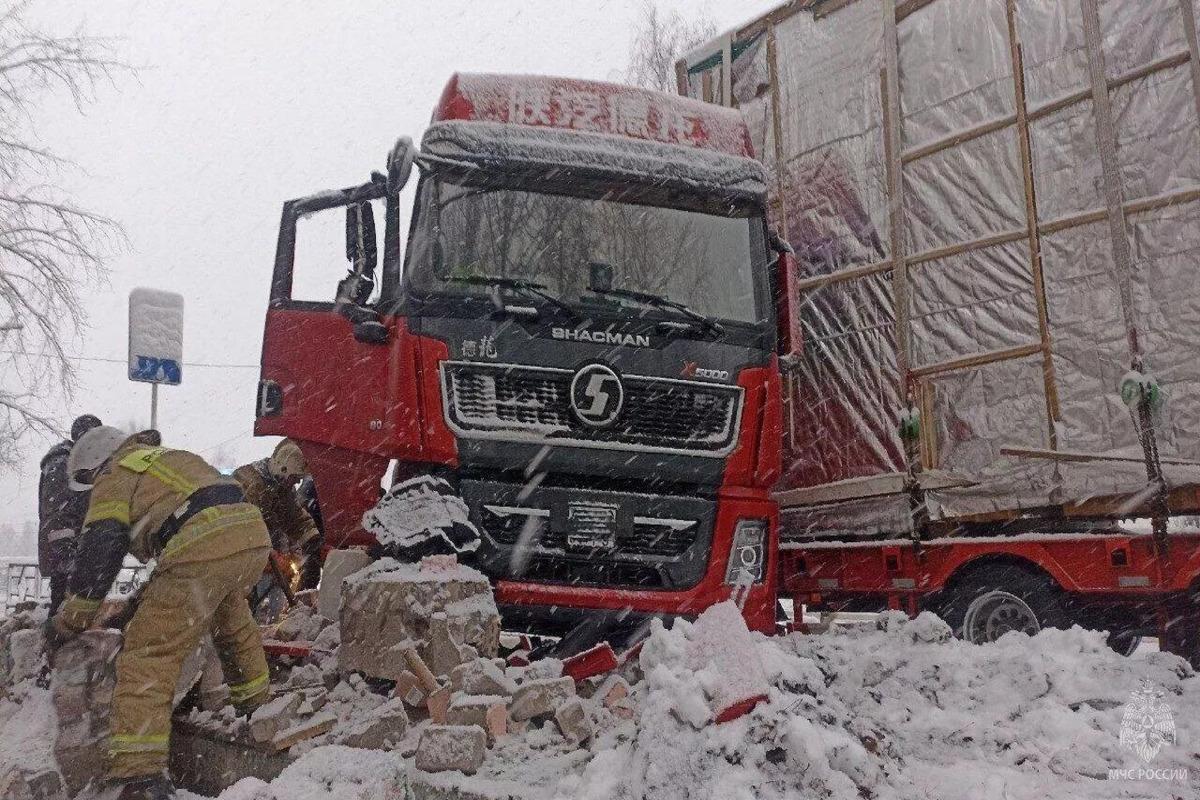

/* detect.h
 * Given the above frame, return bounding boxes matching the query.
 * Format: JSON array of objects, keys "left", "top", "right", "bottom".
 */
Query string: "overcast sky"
[{"left": 0, "top": 0, "right": 779, "bottom": 536}]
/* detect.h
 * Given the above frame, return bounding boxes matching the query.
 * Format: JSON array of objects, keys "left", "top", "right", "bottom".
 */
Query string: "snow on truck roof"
[{"left": 433, "top": 72, "right": 755, "bottom": 159}]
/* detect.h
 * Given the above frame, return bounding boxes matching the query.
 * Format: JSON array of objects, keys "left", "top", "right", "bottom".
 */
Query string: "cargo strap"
[{"left": 156, "top": 483, "right": 245, "bottom": 551}]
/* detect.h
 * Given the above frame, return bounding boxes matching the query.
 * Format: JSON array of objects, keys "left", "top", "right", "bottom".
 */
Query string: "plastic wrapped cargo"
[{"left": 679, "top": 0, "right": 1200, "bottom": 543}]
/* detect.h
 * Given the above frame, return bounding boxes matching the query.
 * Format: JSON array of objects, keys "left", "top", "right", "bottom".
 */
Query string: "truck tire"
[{"left": 937, "top": 566, "right": 1066, "bottom": 644}]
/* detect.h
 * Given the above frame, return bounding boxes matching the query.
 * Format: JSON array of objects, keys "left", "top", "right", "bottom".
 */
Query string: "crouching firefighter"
[
  {"left": 233, "top": 439, "right": 323, "bottom": 608},
  {"left": 47, "top": 426, "right": 273, "bottom": 800}
]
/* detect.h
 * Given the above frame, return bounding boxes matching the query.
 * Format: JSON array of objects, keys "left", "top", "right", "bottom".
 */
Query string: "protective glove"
[
  {"left": 42, "top": 615, "right": 77, "bottom": 658},
  {"left": 52, "top": 594, "right": 101, "bottom": 643}
]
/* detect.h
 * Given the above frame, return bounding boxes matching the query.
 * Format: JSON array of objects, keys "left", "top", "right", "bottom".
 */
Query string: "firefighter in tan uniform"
[
  {"left": 233, "top": 439, "right": 323, "bottom": 600},
  {"left": 48, "top": 427, "right": 272, "bottom": 800}
]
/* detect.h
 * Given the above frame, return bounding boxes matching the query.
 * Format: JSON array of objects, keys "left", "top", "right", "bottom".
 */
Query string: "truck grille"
[{"left": 442, "top": 361, "right": 742, "bottom": 455}]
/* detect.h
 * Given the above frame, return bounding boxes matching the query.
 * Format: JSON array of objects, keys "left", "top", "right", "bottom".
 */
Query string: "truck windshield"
[{"left": 405, "top": 175, "right": 767, "bottom": 325}]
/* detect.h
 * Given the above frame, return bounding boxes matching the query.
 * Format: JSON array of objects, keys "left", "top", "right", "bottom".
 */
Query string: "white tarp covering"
[{"left": 682, "top": 0, "right": 1200, "bottom": 541}]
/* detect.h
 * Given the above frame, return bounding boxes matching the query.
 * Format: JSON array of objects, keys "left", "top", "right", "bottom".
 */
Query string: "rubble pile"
[
  {"left": 51, "top": 631, "right": 121, "bottom": 796},
  {"left": 0, "top": 609, "right": 60, "bottom": 800},
  {"left": 5, "top": 552, "right": 1200, "bottom": 800}
]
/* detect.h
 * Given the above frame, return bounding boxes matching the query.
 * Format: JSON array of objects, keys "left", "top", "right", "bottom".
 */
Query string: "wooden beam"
[
  {"left": 1039, "top": 185, "right": 1200, "bottom": 237},
  {"left": 882, "top": 2, "right": 912, "bottom": 389},
  {"left": 774, "top": 469, "right": 975, "bottom": 508},
  {"left": 899, "top": 49, "right": 1190, "bottom": 167},
  {"left": 909, "top": 342, "right": 1043, "bottom": 379},
  {"left": 766, "top": 24, "right": 790, "bottom": 241},
  {"left": 1006, "top": 0, "right": 1061, "bottom": 447},
  {"left": 1027, "top": 50, "right": 1190, "bottom": 124},
  {"left": 795, "top": 183, "right": 1200, "bottom": 297},
  {"left": 1080, "top": 0, "right": 1142, "bottom": 367},
  {"left": 1000, "top": 446, "right": 1200, "bottom": 468},
  {"left": 895, "top": 0, "right": 940, "bottom": 23},
  {"left": 1180, "top": 0, "right": 1200, "bottom": 135},
  {"left": 793, "top": 257, "right": 892, "bottom": 293},
  {"left": 901, "top": 112, "right": 1017, "bottom": 165},
  {"left": 814, "top": 0, "right": 863, "bottom": 20},
  {"left": 906, "top": 227, "right": 1027, "bottom": 267},
  {"left": 737, "top": 1, "right": 810, "bottom": 41}
]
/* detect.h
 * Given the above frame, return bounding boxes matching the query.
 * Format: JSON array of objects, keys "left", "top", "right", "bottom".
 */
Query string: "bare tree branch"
[
  {"left": 0, "top": 1, "right": 128, "bottom": 468},
  {"left": 623, "top": 1, "right": 716, "bottom": 93}
]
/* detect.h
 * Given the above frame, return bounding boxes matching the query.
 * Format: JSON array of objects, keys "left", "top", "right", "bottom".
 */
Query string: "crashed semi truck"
[
  {"left": 679, "top": 0, "right": 1200, "bottom": 663},
  {"left": 254, "top": 73, "right": 798, "bottom": 640}
]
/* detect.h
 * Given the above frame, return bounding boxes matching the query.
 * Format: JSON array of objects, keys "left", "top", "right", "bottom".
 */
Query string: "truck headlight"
[{"left": 725, "top": 518, "right": 767, "bottom": 585}]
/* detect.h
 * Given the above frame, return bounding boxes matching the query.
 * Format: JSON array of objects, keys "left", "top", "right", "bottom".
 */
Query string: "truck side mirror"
[{"left": 386, "top": 136, "right": 416, "bottom": 195}]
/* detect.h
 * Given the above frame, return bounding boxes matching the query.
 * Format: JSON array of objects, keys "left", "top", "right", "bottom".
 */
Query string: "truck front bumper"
[{"left": 460, "top": 477, "right": 779, "bottom": 635}]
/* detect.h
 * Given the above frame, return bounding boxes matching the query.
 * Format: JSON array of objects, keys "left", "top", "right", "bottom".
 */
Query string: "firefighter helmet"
[
  {"left": 268, "top": 439, "right": 307, "bottom": 483},
  {"left": 67, "top": 426, "right": 129, "bottom": 490}
]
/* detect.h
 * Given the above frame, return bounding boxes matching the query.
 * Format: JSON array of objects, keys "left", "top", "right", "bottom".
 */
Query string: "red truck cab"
[{"left": 256, "top": 74, "right": 795, "bottom": 640}]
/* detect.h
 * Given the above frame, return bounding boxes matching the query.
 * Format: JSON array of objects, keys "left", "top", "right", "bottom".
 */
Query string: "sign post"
[{"left": 128, "top": 288, "right": 184, "bottom": 430}]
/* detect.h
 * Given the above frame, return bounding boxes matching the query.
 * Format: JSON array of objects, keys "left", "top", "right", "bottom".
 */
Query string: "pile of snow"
[
  {"left": 194, "top": 604, "right": 1200, "bottom": 800},
  {"left": 559, "top": 609, "right": 1199, "bottom": 800},
  {"left": 190, "top": 746, "right": 405, "bottom": 800},
  {"left": 4, "top": 600, "right": 1198, "bottom": 800}
]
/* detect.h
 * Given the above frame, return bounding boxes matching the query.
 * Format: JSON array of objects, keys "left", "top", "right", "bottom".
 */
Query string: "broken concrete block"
[
  {"left": 8, "top": 629, "right": 44, "bottom": 684},
  {"left": 554, "top": 697, "right": 593, "bottom": 744},
  {"left": 2, "top": 768, "right": 65, "bottom": 800},
  {"left": 393, "top": 670, "right": 426, "bottom": 707},
  {"left": 318, "top": 548, "right": 372, "bottom": 621},
  {"left": 51, "top": 684, "right": 90, "bottom": 719},
  {"left": 249, "top": 693, "right": 304, "bottom": 743},
  {"left": 311, "top": 623, "right": 340, "bottom": 655},
  {"left": 611, "top": 701, "right": 635, "bottom": 720},
  {"left": 415, "top": 725, "right": 486, "bottom": 775},
  {"left": 275, "top": 605, "right": 325, "bottom": 643},
  {"left": 271, "top": 711, "right": 337, "bottom": 752},
  {"left": 339, "top": 558, "right": 499, "bottom": 681},
  {"left": 524, "top": 657, "right": 563, "bottom": 681},
  {"left": 420, "top": 554, "right": 459, "bottom": 573},
  {"left": 338, "top": 698, "right": 409, "bottom": 750},
  {"left": 53, "top": 744, "right": 105, "bottom": 798},
  {"left": 446, "top": 694, "right": 508, "bottom": 744},
  {"left": 297, "top": 687, "right": 328, "bottom": 715},
  {"left": 54, "top": 720, "right": 98, "bottom": 750},
  {"left": 452, "top": 658, "right": 517, "bottom": 697},
  {"left": 596, "top": 675, "right": 631, "bottom": 710},
  {"left": 510, "top": 677, "right": 576, "bottom": 722},
  {"left": 427, "top": 684, "right": 452, "bottom": 724},
  {"left": 422, "top": 613, "right": 471, "bottom": 678}
]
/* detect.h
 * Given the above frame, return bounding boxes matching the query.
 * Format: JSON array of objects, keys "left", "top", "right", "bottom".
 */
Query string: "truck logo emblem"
[
  {"left": 681, "top": 361, "right": 730, "bottom": 381},
  {"left": 569, "top": 364, "right": 623, "bottom": 428},
  {"left": 551, "top": 327, "right": 652, "bottom": 347}
]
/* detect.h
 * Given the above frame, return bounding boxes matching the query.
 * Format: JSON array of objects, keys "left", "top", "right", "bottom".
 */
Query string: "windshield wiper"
[
  {"left": 442, "top": 274, "right": 578, "bottom": 319},
  {"left": 587, "top": 286, "right": 724, "bottom": 335}
]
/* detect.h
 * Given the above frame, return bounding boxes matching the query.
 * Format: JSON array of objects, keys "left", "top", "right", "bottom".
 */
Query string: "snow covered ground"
[{"left": 3, "top": 606, "right": 1196, "bottom": 800}]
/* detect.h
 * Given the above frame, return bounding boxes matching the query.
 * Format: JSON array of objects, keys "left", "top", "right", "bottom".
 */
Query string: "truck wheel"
[{"left": 940, "top": 567, "right": 1066, "bottom": 644}]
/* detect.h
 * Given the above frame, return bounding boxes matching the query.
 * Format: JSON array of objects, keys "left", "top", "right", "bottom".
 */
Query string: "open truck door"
[{"left": 255, "top": 148, "right": 433, "bottom": 548}]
